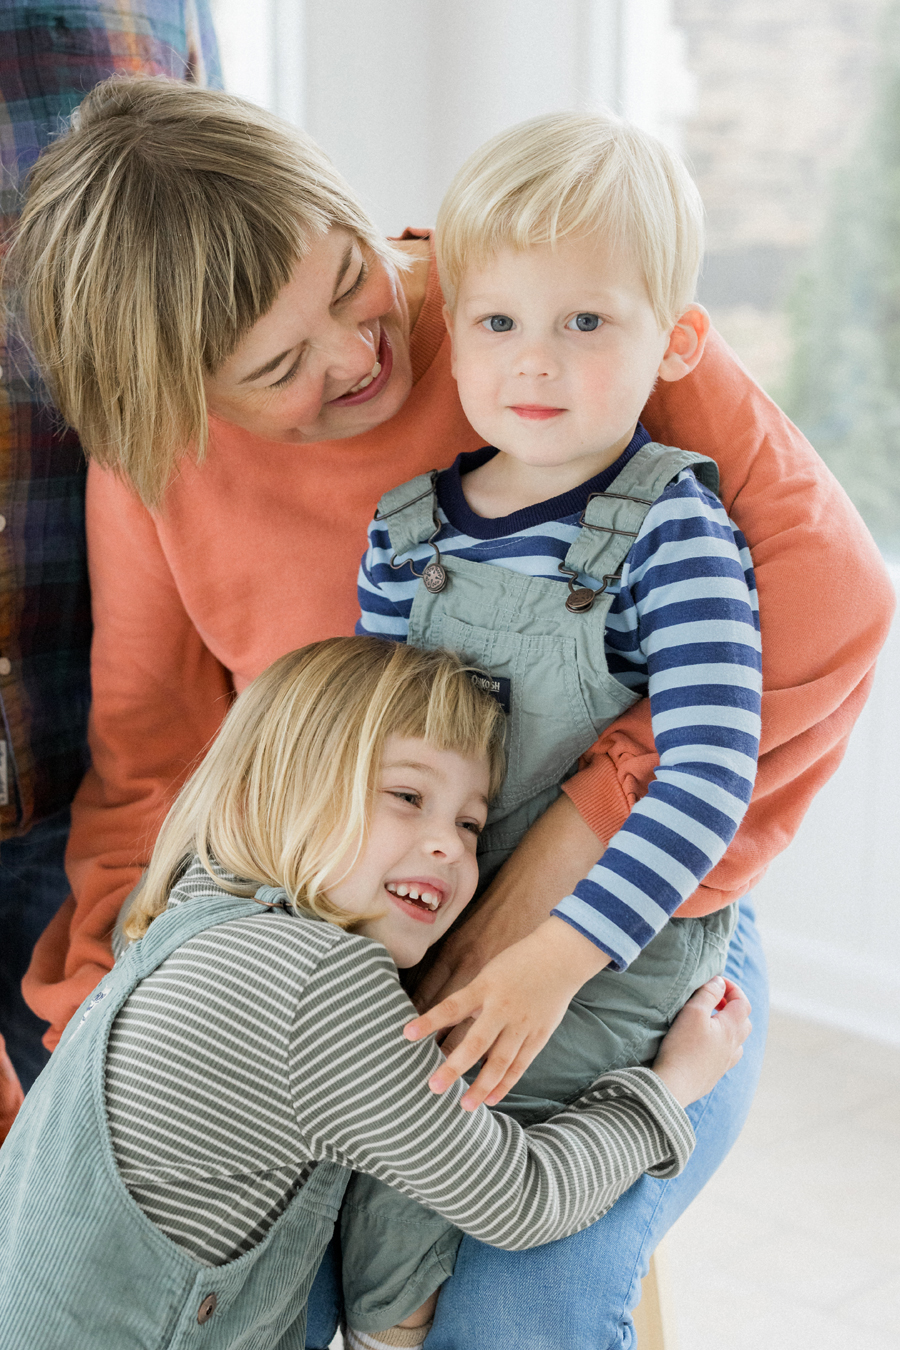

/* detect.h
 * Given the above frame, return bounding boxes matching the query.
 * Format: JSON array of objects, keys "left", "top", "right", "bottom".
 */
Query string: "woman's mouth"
[
  {"left": 384, "top": 880, "right": 445, "bottom": 924},
  {"left": 329, "top": 330, "right": 393, "bottom": 406}
]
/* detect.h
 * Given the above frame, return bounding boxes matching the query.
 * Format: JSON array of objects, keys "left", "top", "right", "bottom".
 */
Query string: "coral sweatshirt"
[{"left": 22, "top": 236, "right": 896, "bottom": 1057}]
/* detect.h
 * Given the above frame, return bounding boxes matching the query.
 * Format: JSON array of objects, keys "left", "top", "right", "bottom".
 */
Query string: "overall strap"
[
  {"left": 375, "top": 471, "right": 441, "bottom": 558},
  {"left": 126, "top": 886, "right": 291, "bottom": 984},
  {"left": 563, "top": 443, "right": 719, "bottom": 587}
]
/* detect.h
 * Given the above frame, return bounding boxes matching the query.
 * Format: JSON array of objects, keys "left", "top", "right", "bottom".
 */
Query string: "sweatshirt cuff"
[
  {"left": 562, "top": 752, "right": 631, "bottom": 846},
  {"left": 588, "top": 1067, "right": 696, "bottom": 1178}
]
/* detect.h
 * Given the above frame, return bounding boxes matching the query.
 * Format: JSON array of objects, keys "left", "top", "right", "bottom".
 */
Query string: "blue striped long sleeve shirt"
[{"left": 357, "top": 433, "right": 761, "bottom": 969}]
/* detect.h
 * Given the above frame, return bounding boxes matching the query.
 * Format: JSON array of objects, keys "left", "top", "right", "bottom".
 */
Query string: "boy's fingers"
[
  {"left": 458, "top": 1033, "right": 528, "bottom": 1111},
  {"left": 426, "top": 1017, "right": 506, "bottom": 1094},
  {"left": 403, "top": 989, "right": 480, "bottom": 1042}
]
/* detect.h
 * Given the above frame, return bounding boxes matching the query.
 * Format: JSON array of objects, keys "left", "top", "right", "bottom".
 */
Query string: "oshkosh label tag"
[
  {"left": 0, "top": 741, "right": 7, "bottom": 807},
  {"left": 469, "top": 671, "right": 511, "bottom": 715}
]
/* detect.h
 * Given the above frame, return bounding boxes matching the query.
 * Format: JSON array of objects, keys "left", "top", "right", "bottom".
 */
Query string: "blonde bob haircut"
[
  {"left": 436, "top": 110, "right": 704, "bottom": 330},
  {"left": 124, "top": 637, "right": 505, "bottom": 942},
  {"left": 9, "top": 75, "right": 404, "bottom": 509}
]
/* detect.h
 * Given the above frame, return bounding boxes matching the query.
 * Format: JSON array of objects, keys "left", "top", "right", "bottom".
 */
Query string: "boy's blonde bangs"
[
  {"left": 436, "top": 111, "right": 704, "bottom": 330},
  {"left": 7, "top": 76, "right": 404, "bottom": 509},
  {"left": 124, "top": 638, "right": 505, "bottom": 941}
]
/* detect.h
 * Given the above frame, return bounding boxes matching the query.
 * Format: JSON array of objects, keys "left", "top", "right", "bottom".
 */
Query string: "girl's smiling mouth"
[{"left": 385, "top": 878, "right": 447, "bottom": 923}]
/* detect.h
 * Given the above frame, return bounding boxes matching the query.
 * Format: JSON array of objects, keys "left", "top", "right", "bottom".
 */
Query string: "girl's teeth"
[{"left": 387, "top": 883, "right": 440, "bottom": 910}]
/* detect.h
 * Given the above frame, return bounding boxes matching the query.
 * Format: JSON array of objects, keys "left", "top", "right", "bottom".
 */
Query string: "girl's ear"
[
  {"left": 657, "top": 304, "right": 710, "bottom": 383},
  {"left": 443, "top": 303, "right": 458, "bottom": 379}
]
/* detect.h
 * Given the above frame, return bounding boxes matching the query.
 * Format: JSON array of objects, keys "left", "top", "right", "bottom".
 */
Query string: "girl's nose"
[{"left": 425, "top": 819, "right": 465, "bottom": 861}]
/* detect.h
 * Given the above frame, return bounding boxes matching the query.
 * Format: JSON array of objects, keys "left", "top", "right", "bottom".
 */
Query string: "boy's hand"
[
  {"left": 652, "top": 976, "right": 752, "bottom": 1108},
  {"left": 403, "top": 917, "right": 610, "bottom": 1111}
]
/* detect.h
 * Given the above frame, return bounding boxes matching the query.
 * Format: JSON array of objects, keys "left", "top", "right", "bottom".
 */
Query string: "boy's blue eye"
[
  {"left": 567, "top": 313, "right": 602, "bottom": 331},
  {"left": 483, "top": 315, "right": 514, "bottom": 332}
]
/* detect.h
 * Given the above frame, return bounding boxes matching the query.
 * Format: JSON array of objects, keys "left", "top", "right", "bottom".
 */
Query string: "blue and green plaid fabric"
[{"left": 0, "top": 2, "right": 221, "bottom": 837}]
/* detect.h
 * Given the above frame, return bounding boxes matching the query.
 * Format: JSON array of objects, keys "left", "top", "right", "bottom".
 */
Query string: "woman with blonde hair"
[
  {"left": 8, "top": 76, "right": 893, "bottom": 1347},
  {"left": 0, "top": 635, "right": 750, "bottom": 1348}
]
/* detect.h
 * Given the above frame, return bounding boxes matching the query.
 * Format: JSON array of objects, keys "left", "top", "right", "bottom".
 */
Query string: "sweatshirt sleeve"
[
  {"left": 561, "top": 328, "right": 896, "bottom": 916},
  {"left": 22, "top": 465, "right": 234, "bottom": 1048},
  {"left": 289, "top": 939, "right": 694, "bottom": 1250}
]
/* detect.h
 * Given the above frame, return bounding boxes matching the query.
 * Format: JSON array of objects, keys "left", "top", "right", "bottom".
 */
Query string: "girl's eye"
[
  {"left": 566, "top": 313, "right": 602, "bottom": 332},
  {"left": 482, "top": 314, "right": 514, "bottom": 333},
  {"left": 459, "top": 819, "right": 483, "bottom": 836},
  {"left": 389, "top": 790, "right": 421, "bottom": 807}
]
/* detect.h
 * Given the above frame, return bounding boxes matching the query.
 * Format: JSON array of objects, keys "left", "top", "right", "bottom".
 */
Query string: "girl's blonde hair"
[
  {"left": 8, "top": 76, "right": 402, "bottom": 509},
  {"left": 436, "top": 111, "right": 704, "bottom": 329},
  {"left": 124, "top": 637, "right": 505, "bottom": 941}
]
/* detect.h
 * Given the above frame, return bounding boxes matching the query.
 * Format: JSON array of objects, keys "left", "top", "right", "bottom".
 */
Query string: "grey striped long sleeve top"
[{"left": 105, "top": 861, "right": 694, "bottom": 1268}]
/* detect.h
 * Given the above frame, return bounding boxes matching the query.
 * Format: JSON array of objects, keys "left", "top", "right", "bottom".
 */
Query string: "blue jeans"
[
  {"left": 305, "top": 899, "right": 768, "bottom": 1350},
  {"left": 0, "top": 808, "right": 72, "bottom": 1091}
]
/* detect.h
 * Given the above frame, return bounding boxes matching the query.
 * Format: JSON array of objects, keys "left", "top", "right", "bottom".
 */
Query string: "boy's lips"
[
  {"left": 510, "top": 404, "right": 565, "bottom": 420},
  {"left": 328, "top": 330, "right": 393, "bottom": 406}
]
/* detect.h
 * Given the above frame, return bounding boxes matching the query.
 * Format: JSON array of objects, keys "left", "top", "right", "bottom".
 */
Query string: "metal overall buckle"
[{"left": 560, "top": 490, "right": 653, "bottom": 613}]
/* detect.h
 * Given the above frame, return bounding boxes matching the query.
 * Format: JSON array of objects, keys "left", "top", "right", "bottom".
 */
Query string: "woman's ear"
[{"left": 657, "top": 304, "right": 710, "bottom": 382}]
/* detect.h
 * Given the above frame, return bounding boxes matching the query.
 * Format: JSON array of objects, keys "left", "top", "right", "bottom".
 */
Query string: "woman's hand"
[
  {"left": 651, "top": 977, "right": 752, "bottom": 1108},
  {"left": 404, "top": 917, "right": 610, "bottom": 1110}
]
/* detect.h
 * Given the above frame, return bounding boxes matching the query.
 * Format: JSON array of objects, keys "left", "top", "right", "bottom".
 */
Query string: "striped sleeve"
[
  {"left": 553, "top": 473, "right": 762, "bottom": 968},
  {"left": 355, "top": 518, "right": 414, "bottom": 640},
  {"left": 288, "top": 939, "right": 694, "bottom": 1250}
]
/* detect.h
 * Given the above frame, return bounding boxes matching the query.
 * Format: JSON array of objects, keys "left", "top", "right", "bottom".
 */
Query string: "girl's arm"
[
  {"left": 22, "top": 465, "right": 233, "bottom": 1047},
  {"left": 288, "top": 938, "right": 746, "bottom": 1250}
]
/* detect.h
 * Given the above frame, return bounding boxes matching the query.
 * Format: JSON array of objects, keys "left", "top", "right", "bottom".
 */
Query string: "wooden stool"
[{"left": 632, "top": 1241, "right": 678, "bottom": 1349}]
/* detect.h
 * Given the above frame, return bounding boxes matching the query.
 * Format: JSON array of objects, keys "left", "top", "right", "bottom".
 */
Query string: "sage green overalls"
[
  {"left": 341, "top": 443, "right": 738, "bottom": 1332},
  {"left": 0, "top": 894, "right": 350, "bottom": 1349}
]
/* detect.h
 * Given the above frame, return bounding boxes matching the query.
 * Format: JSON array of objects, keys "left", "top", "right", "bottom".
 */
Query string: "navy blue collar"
[{"left": 436, "top": 423, "right": 651, "bottom": 540}]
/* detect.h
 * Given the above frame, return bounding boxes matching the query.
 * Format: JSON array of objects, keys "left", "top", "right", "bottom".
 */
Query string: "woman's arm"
[
  {"left": 419, "top": 330, "right": 895, "bottom": 1005},
  {"left": 22, "top": 465, "right": 233, "bottom": 1048}
]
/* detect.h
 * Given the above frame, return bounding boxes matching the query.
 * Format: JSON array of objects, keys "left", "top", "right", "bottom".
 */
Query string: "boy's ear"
[
  {"left": 442, "top": 303, "right": 457, "bottom": 378},
  {"left": 657, "top": 304, "right": 710, "bottom": 383}
]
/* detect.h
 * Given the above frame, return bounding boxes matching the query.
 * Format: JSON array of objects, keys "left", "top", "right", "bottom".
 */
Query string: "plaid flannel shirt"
[{"left": 0, "top": 1, "right": 221, "bottom": 838}]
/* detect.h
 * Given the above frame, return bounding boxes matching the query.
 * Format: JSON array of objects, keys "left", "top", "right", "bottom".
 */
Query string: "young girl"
[{"left": 0, "top": 636, "right": 748, "bottom": 1349}]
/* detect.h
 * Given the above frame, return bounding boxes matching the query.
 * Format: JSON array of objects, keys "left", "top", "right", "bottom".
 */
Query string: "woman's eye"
[
  {"left": 482, "top": 314, "right": 514, "bottom": 333},
  {"left": 338, "top": 260, "right": 368, "bottom": 303},
  {"left": 269, "top": 354, "right": 303, "bottom": 389},
  {"left": 566, "top": 313, "right": 602, "bottom": 332}
]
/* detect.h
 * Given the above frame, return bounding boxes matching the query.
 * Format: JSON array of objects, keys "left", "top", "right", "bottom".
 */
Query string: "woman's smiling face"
[{"left": 204, "top": 228, "right": 415, "bottom": 444}]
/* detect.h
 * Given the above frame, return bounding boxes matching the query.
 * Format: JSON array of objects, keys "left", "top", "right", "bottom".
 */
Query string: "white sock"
[{"left": 344, "top": 1322, "right": 432, "bottom": 1349}]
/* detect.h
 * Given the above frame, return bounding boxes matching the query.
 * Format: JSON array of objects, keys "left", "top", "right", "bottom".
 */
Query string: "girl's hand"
[
  {"left": 403, "top": 917, "right": 610, "bottom": 1111},
  {"left": 651, "top": 977, "right": 752, "bottom": 1108}
]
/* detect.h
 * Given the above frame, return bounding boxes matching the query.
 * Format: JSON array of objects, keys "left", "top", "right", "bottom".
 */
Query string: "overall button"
[
  {"left": 0, "top": 658, "right": 10, "bottom": 676},
  {"left": 197, "top": 1292, "right": 218, "bottom": 1324}
]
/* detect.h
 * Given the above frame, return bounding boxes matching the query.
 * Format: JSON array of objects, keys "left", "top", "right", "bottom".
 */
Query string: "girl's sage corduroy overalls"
[
  {"left": 340, "top": 442, "right": 738, "bottom": 1333},
  {"left": 0, "top": 893, "right": 350, "bottom": 1350}
]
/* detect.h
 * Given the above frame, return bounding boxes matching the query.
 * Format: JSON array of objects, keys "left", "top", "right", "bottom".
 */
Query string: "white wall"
[{"left": 210, "top": 0, "right": 693, "bottom": 231}]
